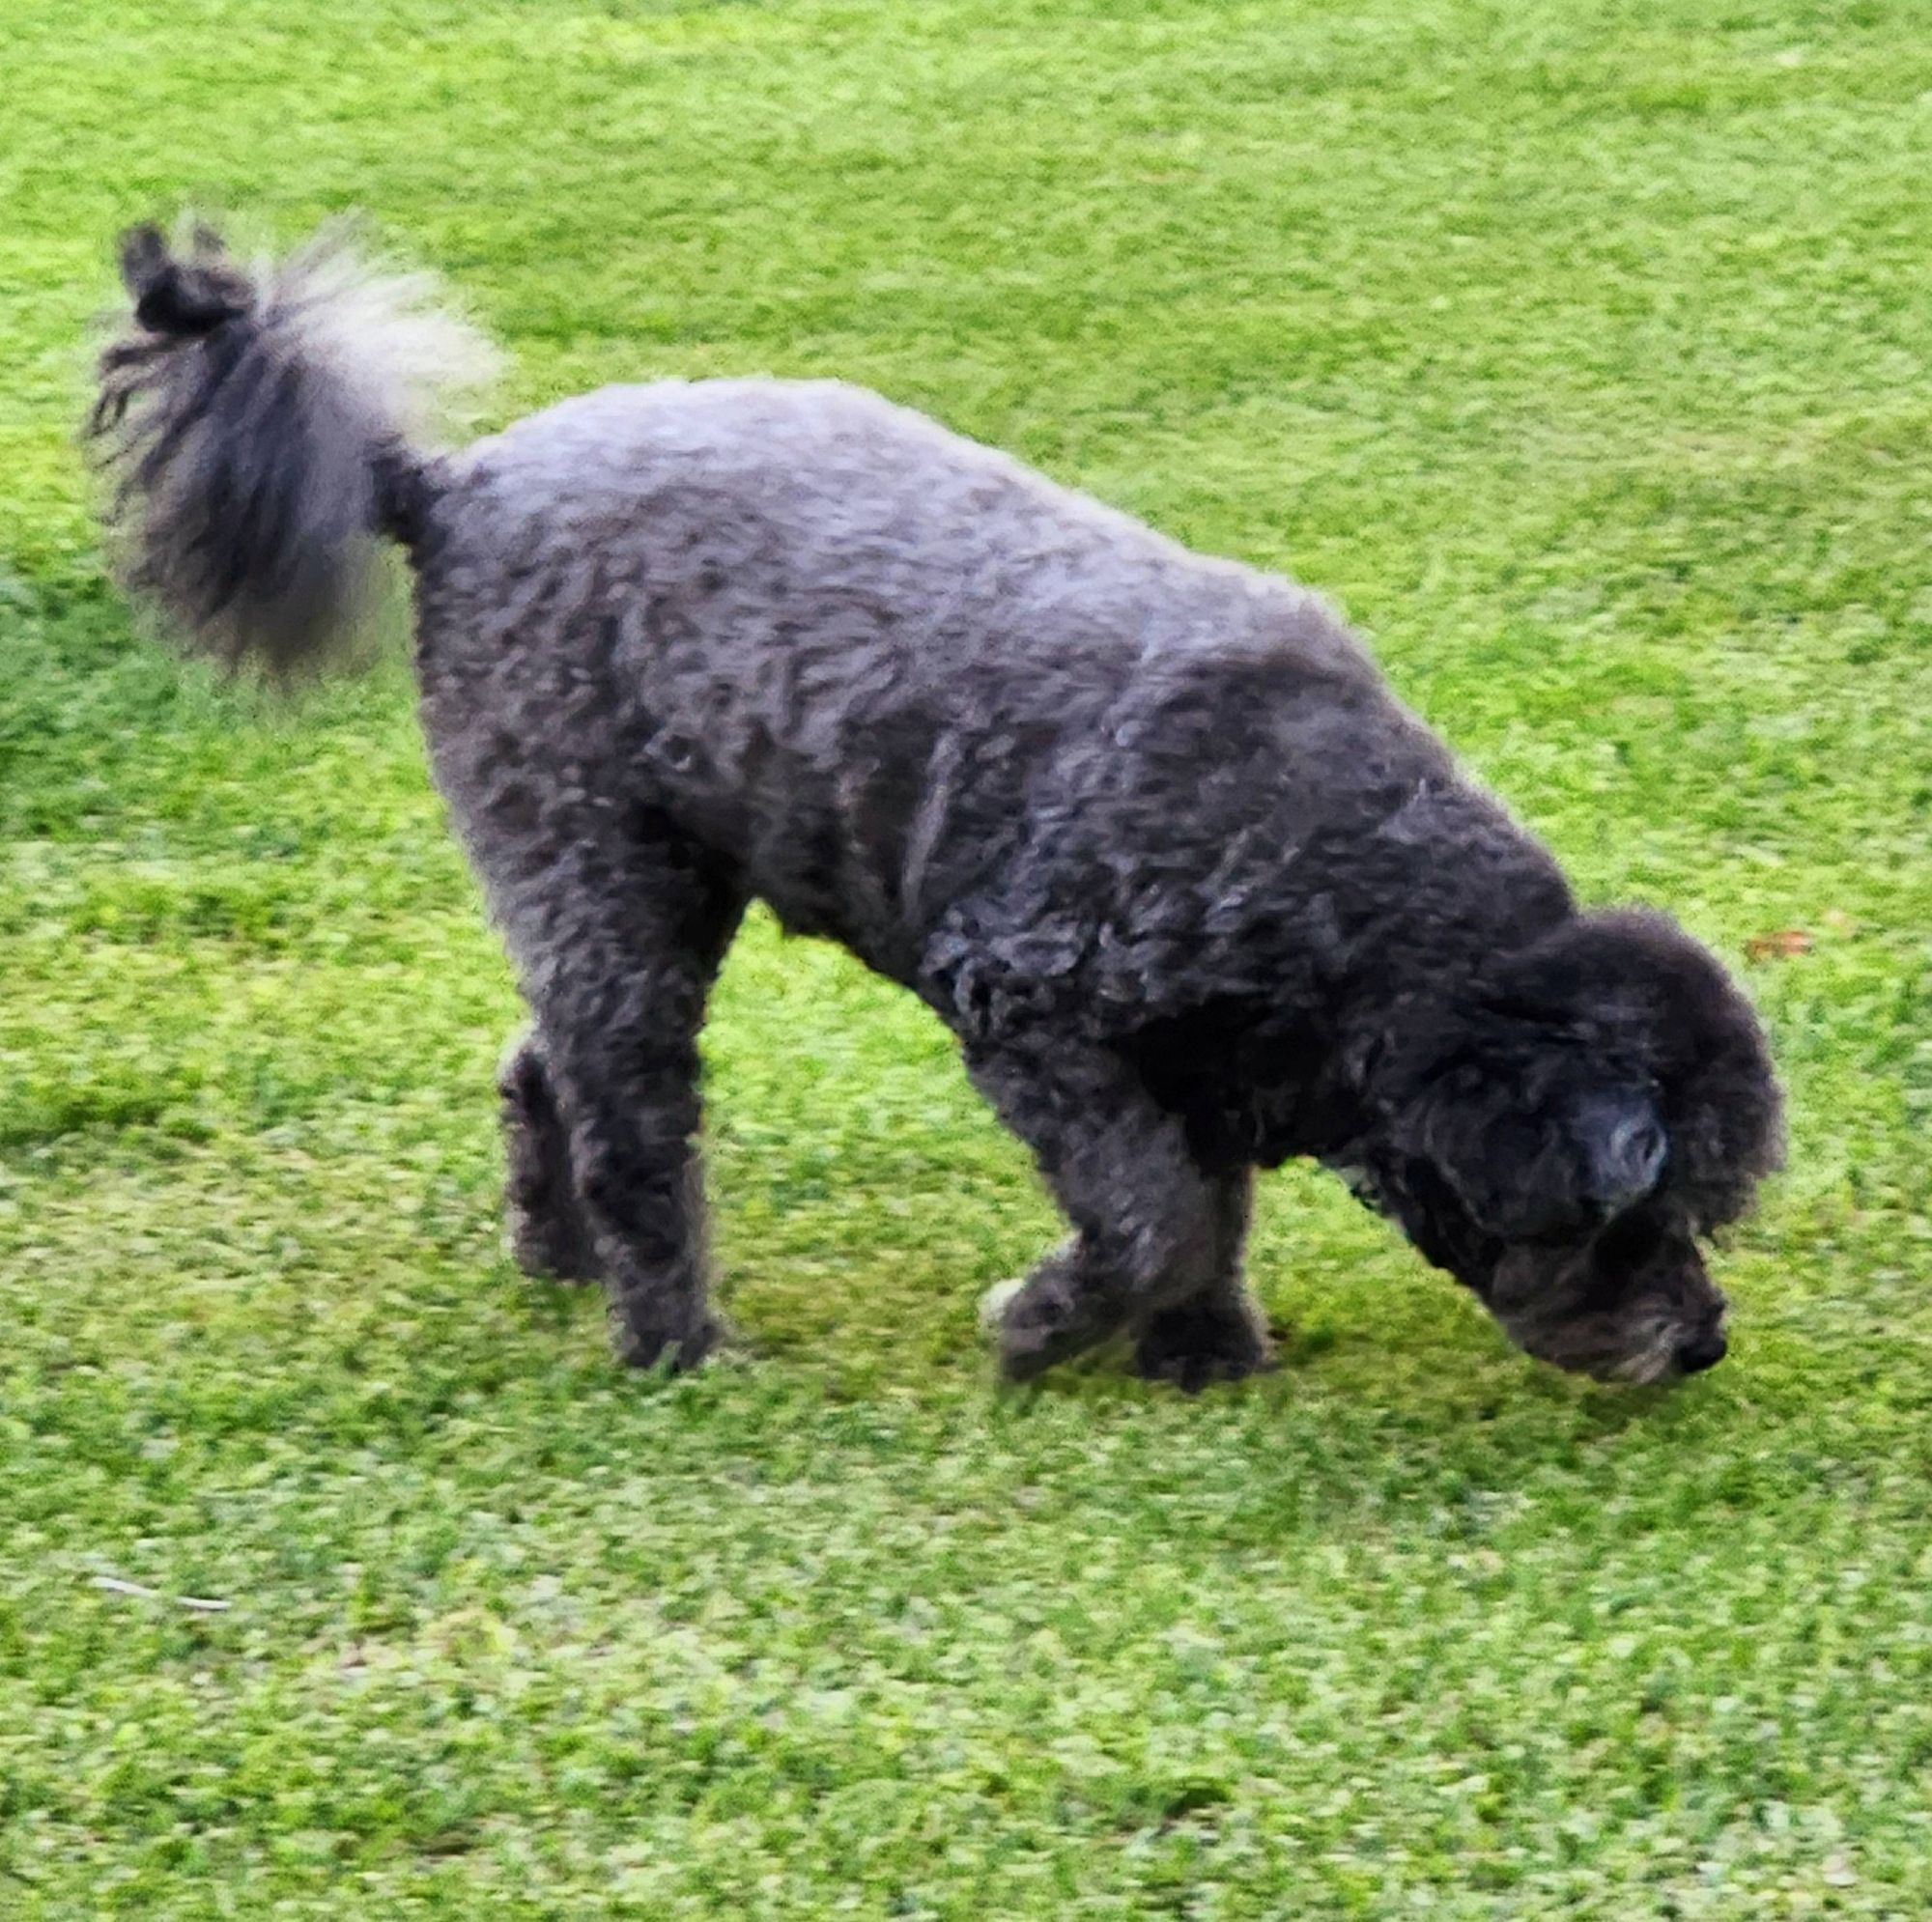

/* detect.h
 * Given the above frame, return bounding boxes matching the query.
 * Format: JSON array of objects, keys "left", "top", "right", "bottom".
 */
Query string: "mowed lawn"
[{"left": 3, "top": 1, "right": 1931, "bottom": 1913}]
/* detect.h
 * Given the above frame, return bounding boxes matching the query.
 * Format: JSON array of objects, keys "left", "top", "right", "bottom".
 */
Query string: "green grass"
[{"left": 3, "top": 0, "right": 1930, "bottom": 1913}]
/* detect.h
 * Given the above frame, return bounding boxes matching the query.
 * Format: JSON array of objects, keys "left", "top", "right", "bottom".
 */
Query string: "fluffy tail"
[{"left": 86, "top": 220, "right": 496, "bottom": 677}]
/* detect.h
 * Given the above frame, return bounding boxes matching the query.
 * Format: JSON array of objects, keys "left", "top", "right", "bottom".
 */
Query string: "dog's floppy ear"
[
  {"left": 1477, "top": 905, "right": 1782, "bottom": 1235},
  {"left": 1414, "top": 1074, "right": 1666, "bottom": 1243}
]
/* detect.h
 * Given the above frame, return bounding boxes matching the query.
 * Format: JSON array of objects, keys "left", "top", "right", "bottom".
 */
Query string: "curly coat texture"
[{"left": 89, "top": 223, "right": 1783, "bottom": 1389}]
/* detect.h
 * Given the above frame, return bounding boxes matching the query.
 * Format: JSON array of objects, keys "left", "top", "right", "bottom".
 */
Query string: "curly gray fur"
[{"left": 90, "top": 220, "right": 1782, "bottom": 1389}]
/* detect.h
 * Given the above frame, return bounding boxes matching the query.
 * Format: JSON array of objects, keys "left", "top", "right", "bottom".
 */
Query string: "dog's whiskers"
[{"left": 1608, "top": 1330, "right": 1682, "bottom": 1386}]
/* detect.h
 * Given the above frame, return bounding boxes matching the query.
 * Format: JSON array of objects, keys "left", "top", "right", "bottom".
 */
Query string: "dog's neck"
[
  {"left": 1125, "top": 892, "right": 1583, "bottom": 1173},
  {"left": 1264, "top": 901, "right": 1585, "bottom": 1163}
]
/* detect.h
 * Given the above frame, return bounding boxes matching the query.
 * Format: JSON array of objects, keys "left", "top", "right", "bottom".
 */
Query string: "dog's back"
[{"left": 415, "top": 377, "right": 1463, "bottom": 995}]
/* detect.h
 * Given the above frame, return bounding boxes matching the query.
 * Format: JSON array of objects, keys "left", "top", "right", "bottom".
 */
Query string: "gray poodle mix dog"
[{"left": 89, "top": 223, "right": 1782, "bottom": 1390}]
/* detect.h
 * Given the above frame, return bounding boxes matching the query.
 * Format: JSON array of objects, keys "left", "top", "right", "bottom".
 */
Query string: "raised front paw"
[{"left": 977, "top": 1253, "right": 1107, "bottom": 1384}]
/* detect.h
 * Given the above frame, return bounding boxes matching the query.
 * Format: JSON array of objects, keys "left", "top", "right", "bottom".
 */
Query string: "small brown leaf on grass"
[{"left": 1746, "top": 928, "right": 1813, "bottom": 962}]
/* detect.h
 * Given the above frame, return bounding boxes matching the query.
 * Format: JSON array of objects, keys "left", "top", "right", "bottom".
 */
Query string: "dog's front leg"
[{"left": 966, "top": 1036, "right": 1258, "bottom": 1384}]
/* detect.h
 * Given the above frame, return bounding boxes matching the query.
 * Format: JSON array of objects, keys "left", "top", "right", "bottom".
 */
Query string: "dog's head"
[{"left": 1340, "top": 910, "right": 1782, "bottom": 1383}]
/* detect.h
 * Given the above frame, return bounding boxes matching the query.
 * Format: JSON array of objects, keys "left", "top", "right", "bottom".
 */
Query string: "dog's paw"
[
  {"left": 980, "top": 1267, "right": 1116, "bottom": 1383},
  {"left": 977, "top": 1278, "right": 1026, "bottom": 1338},
  {"left": 509, "top": 1212, "right": 603, "bottom": 1285},
  {"left": 1133, "top": 1305, "right": 1275, "bottom": 1395},
  {"left": 613, "top": 1315, "right": 723, "bottom": 1373}
]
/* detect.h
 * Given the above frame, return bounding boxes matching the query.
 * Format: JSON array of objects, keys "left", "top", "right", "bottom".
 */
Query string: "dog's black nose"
[{"left": 1675, "top": 1327, "right": 1727, "bottom": 1375}]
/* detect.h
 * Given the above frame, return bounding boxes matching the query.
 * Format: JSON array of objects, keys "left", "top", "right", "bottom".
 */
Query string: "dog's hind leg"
[
  {"left": 1129, "top": 1169, "right": 1274, "bottom": 1391},
  {"left": 968, "top": 1036, "right": 1258, "bottom": 1384},
  {"left": 498, "top": 1026, "right": 602, "bottom": 1283},
  {"left": 509, "top": 838, "right": 745, "bottom": 1371}
]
